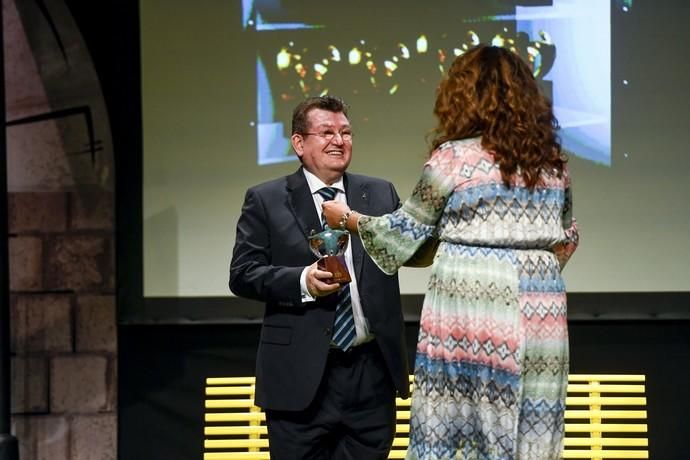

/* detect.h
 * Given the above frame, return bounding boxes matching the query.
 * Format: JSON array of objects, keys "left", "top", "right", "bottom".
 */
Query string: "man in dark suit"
[{"left": 230, "top": 96, "right": 409, "bottom": 459}]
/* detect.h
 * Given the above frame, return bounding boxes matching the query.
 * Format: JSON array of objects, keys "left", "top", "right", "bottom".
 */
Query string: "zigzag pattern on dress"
[
  {"left": 417, "top": 333, "right": 520, "bottom": 368},
  {"left": 387, "top": 212, "right": 436, "bottom": 240},
  {"left": 446, "top": 186, "right": 564, "bottom": 227},
  {"left": 521, "top": 300, "right": 567, "bottom": 321},
  {"left": 427, "top": 275, "right": 517, "bottom": 305},
  {"left": 409, "top": 356, "right": 520, "bottom": 459},
  {"left": 414, "top": 357, "right": 520, "bottom": 405},
  {"left": 516, "top": 252, "right": 565, "bottom": 293},
  {"left": 521, "top": 355, "right": 569, "bottom": 378},
  {"left": 417, "top": 313, "right": 520, "bottom": 347},
  {"left": 357, "top": 218, "right": 401, "bottom": 274},
  {"left": 411, "top": 179, "right": 451, "bottom": 215},
  {"left": 517, "top": 398, "right": 566, "bottom": 459},
  {"left": 357, "top": 138, "right": 578, "bottom": 459},
  {"left": 448, "top": 183, "right": 565, "bottom": 209},
  {"left": 441, "top": 244, "right": 519, "bottom": 261}
]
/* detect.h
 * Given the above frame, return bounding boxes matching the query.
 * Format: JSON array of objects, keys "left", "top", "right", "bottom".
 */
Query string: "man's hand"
[{"left": 306, "top": 261, "right": 342, "bottom": 297}]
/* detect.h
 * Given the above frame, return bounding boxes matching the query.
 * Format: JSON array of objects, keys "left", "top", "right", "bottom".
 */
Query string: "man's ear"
[{"left": 291, "top": 133, "right": 304, "bottom": 158}]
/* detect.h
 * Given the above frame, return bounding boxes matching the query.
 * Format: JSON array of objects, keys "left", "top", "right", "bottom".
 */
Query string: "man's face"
[{"left": 291, "top": 108, "right": 352, "bottom": 185}]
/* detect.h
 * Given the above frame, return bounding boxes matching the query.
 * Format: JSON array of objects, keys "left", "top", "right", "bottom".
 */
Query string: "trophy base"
[{"left": 318, "top": 255, "right": 352, "bottom": 284}]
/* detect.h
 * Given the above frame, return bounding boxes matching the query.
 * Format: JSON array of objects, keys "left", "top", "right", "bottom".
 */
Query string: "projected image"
[{"left": 245, "top": 0, "right": 611, "bottom": 166}]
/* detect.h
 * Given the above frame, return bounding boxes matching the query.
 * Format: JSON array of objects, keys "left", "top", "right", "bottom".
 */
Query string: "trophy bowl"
[{"left": 308, "top": 225, "right": 352, "bottom": 284}]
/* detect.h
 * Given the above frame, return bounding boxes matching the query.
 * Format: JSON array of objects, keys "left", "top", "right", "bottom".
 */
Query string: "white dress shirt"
[{"left": 299, "top": 169, "right": 372, "bottom": 346}]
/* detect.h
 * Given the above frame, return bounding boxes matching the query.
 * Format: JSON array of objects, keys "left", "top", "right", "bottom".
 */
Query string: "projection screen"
[{"left": 133, "top": 0, "right": 689, "bottom": 321}]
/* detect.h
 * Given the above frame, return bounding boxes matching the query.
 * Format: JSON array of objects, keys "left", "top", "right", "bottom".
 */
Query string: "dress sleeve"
[
  {"left": 552, "top": 165, "right": 579, "bottom": 270},
  {"left": 357, "top": 145, "right": 458, "bottom": 275}
]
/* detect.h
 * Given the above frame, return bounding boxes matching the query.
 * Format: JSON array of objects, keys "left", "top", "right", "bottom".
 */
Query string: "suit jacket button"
[{"left": 324, "top": 328, "right": 331, "bottom": 336}]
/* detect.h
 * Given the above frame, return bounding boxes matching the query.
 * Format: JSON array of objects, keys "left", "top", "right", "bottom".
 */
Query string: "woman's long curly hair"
[{"left": 431, "top": 44, "right": 566, "bottom": 188}]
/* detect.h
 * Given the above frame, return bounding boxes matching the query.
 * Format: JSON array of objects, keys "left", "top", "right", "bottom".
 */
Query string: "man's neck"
[{"left": 302, "top": 168, "right": 344, "bottom": 189}]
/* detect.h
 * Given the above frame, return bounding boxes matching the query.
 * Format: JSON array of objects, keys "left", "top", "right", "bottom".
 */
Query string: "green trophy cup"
[{"left": 308, "top": 225, "right": 352, "bottom": 284}]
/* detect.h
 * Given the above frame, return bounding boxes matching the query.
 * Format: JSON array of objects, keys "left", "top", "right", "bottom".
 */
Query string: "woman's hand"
[{"left": 322, "top": 201, "right": 350, "bottom": 229}]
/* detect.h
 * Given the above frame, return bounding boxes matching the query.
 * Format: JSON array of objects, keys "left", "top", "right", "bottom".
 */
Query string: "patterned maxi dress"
[{"left": 358, "top": 138, "right": 579, "bottom": 460}]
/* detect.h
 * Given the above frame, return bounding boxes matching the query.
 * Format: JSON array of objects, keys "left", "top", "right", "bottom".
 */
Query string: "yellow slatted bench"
[{"left": 204, "top": 374, "right": 647, "bottom": 460}]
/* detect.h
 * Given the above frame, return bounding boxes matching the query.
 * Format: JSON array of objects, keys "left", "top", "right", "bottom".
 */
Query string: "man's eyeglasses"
[{"left": 300, "top": 130, "right": 353, "bottom": 142}]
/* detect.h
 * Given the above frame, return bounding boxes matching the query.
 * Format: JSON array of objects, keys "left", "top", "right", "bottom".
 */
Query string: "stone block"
[
  {"left": 45, "top": 235, "right": 112, "bottom": 292},
  {"left": 8, "top": 192, "right": 67, "bottom": 233},
  {"left": 11, "top": 356, "right": 48, "bottom": 413},
  {"left": 7, "top": 120, "right": 76, "bottom": 191},
  {"left": 71, "top": 414, "right": 117, "bottom": 460},
  {"left": 50, "top": 355, "right": 108, "bottom": 413},
  {"left": 9, "top": 235, "right": 43, "bottom": 291},
  {"left": 12, "top": 414, "right": 69, "bottom": 460},
  {"left": 75, "top": 295, "right": 116, "bottom": 352},
  {"left": 69, "top": 188, "right": 114, "bottom": 230},
  {"left": 10, "top": 294, "right": 72, "bottom": 353}
]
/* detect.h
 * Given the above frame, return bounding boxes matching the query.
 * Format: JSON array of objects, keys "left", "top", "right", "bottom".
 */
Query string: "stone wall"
[
  {"left": 5, "top": 0, "right": 117, "bottom": 457},
  {"left": 9, "top": 190, "right": 116, "bottom": 460}
]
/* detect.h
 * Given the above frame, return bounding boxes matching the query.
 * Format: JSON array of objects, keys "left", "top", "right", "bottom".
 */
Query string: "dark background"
[
  {"left": 117, "top": 322, "right": 690, "bottom": 459},
  {"left": 59, "top": 1, "right": 690, "bottom": 459}
]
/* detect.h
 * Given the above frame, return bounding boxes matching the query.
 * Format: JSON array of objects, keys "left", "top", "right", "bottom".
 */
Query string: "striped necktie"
[
  {"left": 316, "top": 187, "right": 356, "bottom": 350},
  {"left": 317, "top": 186, "right": 338, "bottom": 228}
]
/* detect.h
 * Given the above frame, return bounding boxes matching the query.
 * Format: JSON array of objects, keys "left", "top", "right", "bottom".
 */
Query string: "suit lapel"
[
  {"left": 286, "top": 168, "right": 321, "bottom": 239},
  {"left": 287, "top": 170, "right": 370, "bottom": 280},
  {"left": 344, "top": 173, "right": 370, "bottom": 283}
]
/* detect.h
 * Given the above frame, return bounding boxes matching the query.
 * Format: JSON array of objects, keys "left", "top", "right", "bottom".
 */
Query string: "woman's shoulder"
[{"left": 431, "top": 137, "right": 489, "bottom": 163}]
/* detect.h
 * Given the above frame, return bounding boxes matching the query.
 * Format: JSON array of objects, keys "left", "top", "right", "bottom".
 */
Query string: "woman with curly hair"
[{"left": 323, "top": 44, "right": 579, "bottom": 459}]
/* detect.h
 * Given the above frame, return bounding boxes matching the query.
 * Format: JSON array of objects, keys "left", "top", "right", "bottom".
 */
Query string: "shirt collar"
[{"left": 302, "top": 168, "right": 345, "bottom": 195}]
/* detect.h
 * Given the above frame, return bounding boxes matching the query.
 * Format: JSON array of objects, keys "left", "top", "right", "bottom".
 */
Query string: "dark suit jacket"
[{"left": 230, "top": 168, "right": 410, "bottom": 411}]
